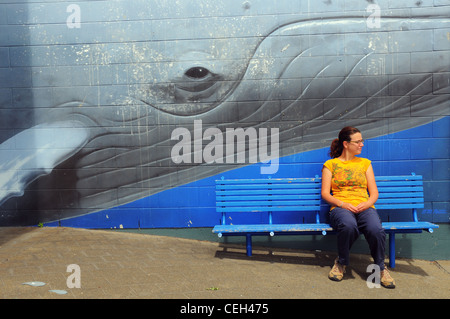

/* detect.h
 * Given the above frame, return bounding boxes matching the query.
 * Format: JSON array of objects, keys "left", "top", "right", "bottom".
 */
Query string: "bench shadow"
[
  {"left": 214, "top": 243, "right": 430, "bottom": 277},
  {"left": 215, "top": 243, "right": 337, "bottom": 268}
]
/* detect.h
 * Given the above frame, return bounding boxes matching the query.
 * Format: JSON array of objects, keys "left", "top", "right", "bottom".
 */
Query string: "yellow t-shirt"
[{"left": 323, "top": 157, "right": 373, "bottom": 210}]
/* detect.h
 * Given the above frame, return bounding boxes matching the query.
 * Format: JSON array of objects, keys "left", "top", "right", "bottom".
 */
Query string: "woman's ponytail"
[
  {"left": 329, "top": 138, "right": 342, "bottom": 158},
  {"left": 328, "top": 126, "right": 361, "bottom": 158}
]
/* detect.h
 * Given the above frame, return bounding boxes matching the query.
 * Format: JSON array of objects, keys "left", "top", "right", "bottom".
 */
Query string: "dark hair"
[{"left": 329, "top": 126, "right": 361, "bottom": 158}]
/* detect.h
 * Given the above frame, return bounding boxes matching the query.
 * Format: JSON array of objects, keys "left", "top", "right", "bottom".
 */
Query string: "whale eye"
[{"left": 185, "top": 67, "right": 210, "bottom": 79}]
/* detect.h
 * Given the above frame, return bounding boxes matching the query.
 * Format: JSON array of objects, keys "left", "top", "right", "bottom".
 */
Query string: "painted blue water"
[{"left": 53, "top": 116, "right": 449, "bottom": 228}]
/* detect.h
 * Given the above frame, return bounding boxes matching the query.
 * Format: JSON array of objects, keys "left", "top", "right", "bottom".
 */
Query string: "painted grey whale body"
[{"left": 0, "top": 13, "right": 449, "bottom": 225}]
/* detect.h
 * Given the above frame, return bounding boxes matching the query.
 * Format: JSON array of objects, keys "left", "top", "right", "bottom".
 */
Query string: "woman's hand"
[
  {"left": 342, "top": 202, "right": 359, "bottom": 213},
  {"left": 339, "top": 201, "right": 371, "bottom": 213},
  {"left": 355, "top": 201, "right": 372, "bottom": 213}
]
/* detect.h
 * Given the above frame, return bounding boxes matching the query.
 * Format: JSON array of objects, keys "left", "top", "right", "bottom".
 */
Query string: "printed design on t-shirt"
[{"left": 331, "top": 162, "right": 366, "bottom": 191}]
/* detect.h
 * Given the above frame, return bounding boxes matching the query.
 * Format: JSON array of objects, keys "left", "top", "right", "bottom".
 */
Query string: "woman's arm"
[{"left": 355, "top": 164, "right": 379, "bottom": 212}]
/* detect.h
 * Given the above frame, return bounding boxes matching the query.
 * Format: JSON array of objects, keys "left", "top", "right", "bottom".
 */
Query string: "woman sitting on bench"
[{"left": 321, "top": 126, "right": 395, "bottom": 289}]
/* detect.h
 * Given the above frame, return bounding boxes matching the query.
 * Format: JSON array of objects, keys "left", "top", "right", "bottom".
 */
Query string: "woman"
[{"left": 321, "top": 126, "right": 395, "bottom": 288}]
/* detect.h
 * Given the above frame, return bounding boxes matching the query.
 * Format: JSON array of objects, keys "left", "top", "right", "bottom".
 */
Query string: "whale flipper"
[{"left": 0, "top": 121, "right": 89, "bottom": 205}]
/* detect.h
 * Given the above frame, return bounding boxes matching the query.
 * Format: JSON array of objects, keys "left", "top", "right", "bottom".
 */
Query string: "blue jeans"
[{"left": 329, "top": 207, "right": 386, "bottom": 270}]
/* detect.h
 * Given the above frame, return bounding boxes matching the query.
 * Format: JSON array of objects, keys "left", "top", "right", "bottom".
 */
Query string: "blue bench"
[{"left": 212, "top": 174, "right": 439, "bottom": 268}]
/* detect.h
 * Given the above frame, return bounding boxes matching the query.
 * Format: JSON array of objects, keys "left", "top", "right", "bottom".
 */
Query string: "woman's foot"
[
  {"left": 380, "top": 268, "right": 396, "bottom": 289},
  {"left": 328, "top": 258, "right": 346, "bottom": 281}
]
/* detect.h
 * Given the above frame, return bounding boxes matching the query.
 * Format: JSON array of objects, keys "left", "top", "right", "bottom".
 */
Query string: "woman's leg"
[
  {"left": 356, "top": 208, "right": 386, "bottom": 270},
  {"left": 329, "top": 208, "right": 360, "bottom": 266}
]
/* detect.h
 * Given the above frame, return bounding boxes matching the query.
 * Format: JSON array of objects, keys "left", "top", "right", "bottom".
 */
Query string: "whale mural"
[{"left": 0, "top": 0, "right": 449, "bottom": 226}]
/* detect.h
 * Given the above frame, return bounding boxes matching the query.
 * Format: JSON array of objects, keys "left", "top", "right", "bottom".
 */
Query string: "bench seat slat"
[
  {"left": 382, "top": 221, "right": 439, "bottom": 230},
  {"left": 212, "top": 222, "right": 438, "bottom": 234},
  {"left": 213, "top": 223, "right": 333, "bottom": 234}
]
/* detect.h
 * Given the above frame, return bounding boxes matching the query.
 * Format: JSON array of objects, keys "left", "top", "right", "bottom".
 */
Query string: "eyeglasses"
[{"left": 349, "top": 139, "right": 364, "bottom": 145}]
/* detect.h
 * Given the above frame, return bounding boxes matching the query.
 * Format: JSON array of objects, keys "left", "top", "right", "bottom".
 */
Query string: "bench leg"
[
  {"left": 246, "top": 234, "right": 252, "bottom": 257},
  {"left": 388, "top": 233, "right": 395, "bottom": 268}
]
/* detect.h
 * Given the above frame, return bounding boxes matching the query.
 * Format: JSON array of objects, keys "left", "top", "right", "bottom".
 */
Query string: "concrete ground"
[{"left": 0, "top": 227, "right": 449, "bottom": 300}]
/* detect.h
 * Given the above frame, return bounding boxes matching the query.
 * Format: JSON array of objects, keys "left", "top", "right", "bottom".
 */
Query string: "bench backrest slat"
[
  {"left": 217, "top": 189, "right": 321, "bottom": 196},
  {"left": 376, "top": 192, "right": 423, "bottom": 198},
  {"left": 376, "top": 175, "right": 422, "bottom": 181},
  {"left": 217, "top": 205, "right": 323, "bottom": 213},
  {"left": 376, "top": 198, "right": 424, "bottom": 204},
  {"left": 216, "top": 178, "right": 319, "bottom": 184},
  {"left": 216, "top": 184, "right": 320, "bottom": 190},
  {"left": 218, "top": 199, "right": 321, "bottom": 206},
  {"left": 217, "top": 194, "right": 320, "bottom": 201},
  {"left": 375, "top": 176, "right": 424, "bottom": 212}
]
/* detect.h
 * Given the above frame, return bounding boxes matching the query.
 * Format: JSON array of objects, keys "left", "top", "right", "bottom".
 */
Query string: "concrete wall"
[{"left": 0, "top": 0, "right": 448, "bottom": 227}]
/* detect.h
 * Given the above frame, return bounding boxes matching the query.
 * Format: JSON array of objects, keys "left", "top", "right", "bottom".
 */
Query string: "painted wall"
[{"left": 0, "top": 0, "right": 449, "bottom": 228}]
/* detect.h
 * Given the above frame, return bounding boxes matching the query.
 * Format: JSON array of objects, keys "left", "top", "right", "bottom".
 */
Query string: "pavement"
[{"left": 0, "top": 226, "right": 449, "bottom": 300}]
